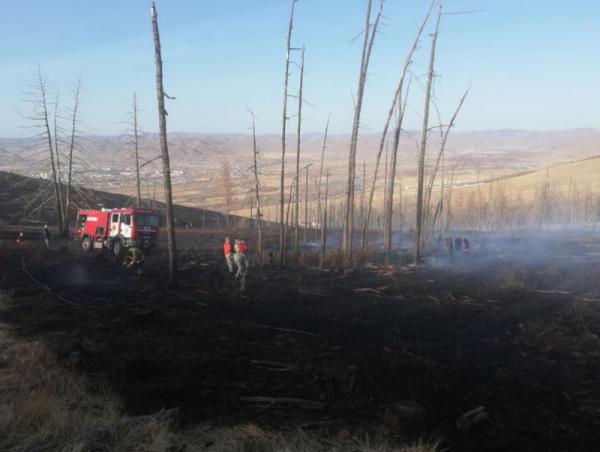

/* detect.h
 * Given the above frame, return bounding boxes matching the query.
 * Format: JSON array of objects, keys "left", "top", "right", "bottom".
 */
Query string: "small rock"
[
  {"left": 456, "top": 405, "right": 490, "bottom": 431},
  {"left": 65, "top": 351, "right": 81, "bottom": 367},
  {"left": 336, "top": 428, "right": 351, "bottom": 441},
  {"left": 389, "top": 401, "right": 426, "bottom": 421}
]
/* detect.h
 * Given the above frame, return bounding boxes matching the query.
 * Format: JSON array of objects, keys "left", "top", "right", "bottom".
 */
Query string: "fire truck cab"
[{"left": 75, "top": 208, "right": 160, "bottom": 256}]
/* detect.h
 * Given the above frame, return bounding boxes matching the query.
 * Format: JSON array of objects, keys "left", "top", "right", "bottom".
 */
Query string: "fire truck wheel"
[
  {"left": 112, "top": 239, "right": 123, "bottom": 257},
  {"left": 81, "top": 236, "right": 92, "bottom": 252}
]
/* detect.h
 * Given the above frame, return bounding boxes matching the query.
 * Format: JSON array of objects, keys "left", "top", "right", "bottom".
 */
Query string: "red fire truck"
[{"left": 75, "top": 208, "right": 160, "bottom": 256}]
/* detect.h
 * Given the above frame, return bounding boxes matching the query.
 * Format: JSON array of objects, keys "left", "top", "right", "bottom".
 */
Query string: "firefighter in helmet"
[
  {"left": 124, "top": 247, "right": 145, "bottom": 278},
  {"left": 234, "top": 238, "right": 249, "bottom": 291},
  {"left": 223, "top": 237, "right": 234, "bottom": 273}
]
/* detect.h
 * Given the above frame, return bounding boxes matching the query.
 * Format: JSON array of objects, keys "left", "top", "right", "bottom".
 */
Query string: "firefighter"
[
  {"left": 463, "top": 237, "right": 471, "bottom": 255},
  {"left": 42, "top": 225, "right": 51, "bottom": 249},
  {"left": 223, "top": 237, "right": 234, "bottom": 273},
  {"left": 234, "top": 238, "right": 249, "bottom": 291},
  {"left": 445, "top": 237, "right": 454, "bottom": 257},
  {"left": 454, "top": 236, "right": 462, "bottom": 253},
  {"left": 124, "top": 247, "right": 145, "bottom": 278}
]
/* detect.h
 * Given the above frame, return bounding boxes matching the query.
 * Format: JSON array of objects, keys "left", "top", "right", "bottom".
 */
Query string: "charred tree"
[
  {"left": 362, "top": 1, "right": 435, "bottom": 257},
  {"left": 36, "top": 68, "right": 65, "bottom": 233},
  {"left": 342, "top": 0, "right": 383, "bottom": 267},
  {"left": 151, "top": 2, "right": 178, "bottom": 287},
  {"left": 320, "top": 169, "right": 330, "bottom": 269},
  {"left": 383, "top": 80, "right": 411, "bottom": 264},
  {"left": 414, "top": 5, "right": 442, "bottom": 265},
  {"left": 316, "top": 116, "right": 330, "bottom": 239},
  {"left": 221, "top": 160, "right": 233, "bottom": 228},
  {"left": 424, "top": 88, "right": 469, "bottom": 236},
  {"left": 132, "top": 91, "right": 142, "bottom": 207},
  {"left": 64, "top": 76, "right": 82, "bottom": 232},
  {"left": 294, "top": 46, "right": 305, "bottom": 263},
  {"left": 280, "top": 0, "right": 299, "bottom": 265},
  {"left": 304, "top": 164, "right": 309, "bottom": 244},
  {"left": 249, "top": 109, "right": 263, "bottom": 264}
]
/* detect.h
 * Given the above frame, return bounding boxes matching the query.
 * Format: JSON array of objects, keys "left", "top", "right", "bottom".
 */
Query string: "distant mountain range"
[{"left": 1, "top": 129, "right": 599, "bottom": 214}]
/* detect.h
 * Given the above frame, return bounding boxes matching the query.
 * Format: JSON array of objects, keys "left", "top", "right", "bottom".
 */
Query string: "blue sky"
[{"left": 1, "top": 0, "right": 600, "bottom": 137}]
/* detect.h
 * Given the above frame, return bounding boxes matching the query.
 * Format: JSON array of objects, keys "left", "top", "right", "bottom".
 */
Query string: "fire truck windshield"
[{"left": 134, "top": 214, "right": 159, "bottom": 227}]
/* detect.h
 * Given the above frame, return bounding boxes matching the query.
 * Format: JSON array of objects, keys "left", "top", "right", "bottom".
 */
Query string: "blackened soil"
[{"left": 1, "top": 242, "right": 599, "bottom": 452}]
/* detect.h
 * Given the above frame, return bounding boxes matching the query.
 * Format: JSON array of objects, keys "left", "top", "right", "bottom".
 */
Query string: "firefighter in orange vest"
[
  {"left": 223, "top": 237, "right": 234, "bottom": 273},
  {"left": 234, "top": 238, "right": 249, "bottom": 291}
]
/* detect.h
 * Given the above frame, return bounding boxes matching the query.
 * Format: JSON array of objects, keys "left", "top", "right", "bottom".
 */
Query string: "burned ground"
[{"left": 1, "top": 232, "right": 600, "bottom": 451}]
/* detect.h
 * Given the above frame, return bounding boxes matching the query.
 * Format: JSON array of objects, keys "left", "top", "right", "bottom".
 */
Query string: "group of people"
[
  {"left": 16, "top": 225, "right": 51, "bottom": 248},
  {"left": 223, "top": 237, "right": 249, "bottom": 290},
  {"left": 440, "top": 235, "right": 471, "bottom": 257}
]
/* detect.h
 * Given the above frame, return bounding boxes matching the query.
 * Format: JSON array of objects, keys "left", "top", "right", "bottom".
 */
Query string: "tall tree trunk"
[
  {"left": 250, "top": 109, "right": 263, "bottom": 264},
  {"left": 53, "top": 89, "right": 65, "bottom": 227},
  {"left": 285, "top": 176, "right": 297, "bottom": 233},
  {"left": 316, "top": 116, "right": 330, "bottom": 241},
  {"left": 294, "top": 46, "right": 305, "bottom": 263},
  {"left": 132, "top": 91, "right": 142, "bottom": 208},
  {"left": 383, "top": 81, "right": 411, "bottom": 264},
  {"left": 280, "top": 0, "right": 298, "bottom": 266},
  {"left": 446, "top": 167, "right": 455, "bottom": 231},
  {"left": 359, "top": 160, "right": 366, "bottom": 230},
  {"left": 64, "top": 76, "right": 82, "bottom": 234},
  {"left": 320, "top": 170, "right": 329, "bottom": 269},
  {"left": 342, "top": 0, "right": 383, "bottom": 267},
  {"left": 304, "top": 164, "right": 309, "bottom": 244},
  {"left": 414, "top": 5, "right": 442, "bottom": 265},
  {"left": 424, "top": 88, "right": 469, "bottom": 238},
  {"left": 151, "top": 2, "right": 178, "bottom": 287},
  {"left": 37, "top": 68, "right": 64, "bottom": 233},
  {"left": 362, "top": 1, "right": 435, "bottom": 257}
]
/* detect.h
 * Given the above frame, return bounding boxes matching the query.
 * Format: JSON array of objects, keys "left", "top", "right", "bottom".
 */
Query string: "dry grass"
[
  {"left": 0, "top": 319, "right": 440, "bottom": 452},
  {"left": 0, "top": 330, "right": 175, "bottom": 451}
]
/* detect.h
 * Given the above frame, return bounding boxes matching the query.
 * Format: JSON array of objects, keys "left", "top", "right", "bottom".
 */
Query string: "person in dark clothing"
[
  {"left": 454, "top": 237, "right": 462, "bottom": 251},
  {"left": 43, "top": 225, "right": 51, "bottom": 249},
  {"left": 446, "top": 237, "right": 454, "bottom": 257},
  {"left": 463, "top": 237, "right": 471, "bottom": 254}
]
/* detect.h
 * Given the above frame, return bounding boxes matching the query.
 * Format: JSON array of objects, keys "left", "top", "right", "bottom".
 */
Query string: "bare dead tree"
[
  {"left": 53, "top": 90, "right": 64, "bottom": 193},
  {"left": 445, "top": 166, "right": 456, "bottom": 231},
  {"left": 342, "top": 0, "right": 384, "bottom": 267},
  {"left": 151, "top": 2, "right": 177, "bottom": 287},
  {"left": 414, "top": 5, "right": 442, "bottom": 264},
  {"left": 285, "top": 175, "right": 297, "bottom": 233},
  {"left": 424, "top": 88, "right": 469, "bottom": 236},
  {"left": 320, "top": 169, "right": 330, "bottom": 269},
  {"left": 304, "top": 163, "right": 309, "bottom": 244},
  {"left": 294, "top": 46, "right": 305, "bottom": 263},
  {"left": 359, "top": 160, "right": 366, "bottom": 229},
  {"left": 132, "top": 91, "right": 142, "bottom": 208},
  {"left": 280, "top": 0, "right": 299, "bottom": 265},
  {"left": 249, "top": 108, "right": 263, "bottom": 264},
  {"left": 64, "top": 76, "right": 82, "bottom": 233},
  {"left": 316, "top": 116, "right": 330, "bottom": 238},
  {"left": 362, "top": 1, "right": 435, "bottom": 257},
  {"left": 35, "top": 68, "right": 65, "bottom": 232},
  {"left": 221, "top": 160, "right": 233, "bottom": 228},
  {"left": 383, "top": 79, "right": 411, "bottom": 264}
]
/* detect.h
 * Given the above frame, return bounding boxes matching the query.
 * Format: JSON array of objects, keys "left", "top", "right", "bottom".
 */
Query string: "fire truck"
[{"left": 75, "top": 208, "right": 160, "bottom": 256}]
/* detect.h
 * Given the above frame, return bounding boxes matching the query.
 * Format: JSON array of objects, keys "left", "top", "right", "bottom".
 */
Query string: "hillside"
[
  {"left": 454, "top": 154, "right": 600, "bottom": 199},
  {"left": 0, "top": 170, "right": 247, "bottom": 228},
  {"left": 2, "top": 129, "right": 600, "bottom": 220}
]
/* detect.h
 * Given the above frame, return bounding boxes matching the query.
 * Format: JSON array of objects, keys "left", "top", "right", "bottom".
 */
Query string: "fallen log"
[
  {"left": 240, "top": 396, "right": 325, "bottom": 410},
  {"left": 245, "top": 322, "right": 323, "bottom": 337},
  {"left": 250, "top": 360, "right": 300, "bottom": 372}
]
